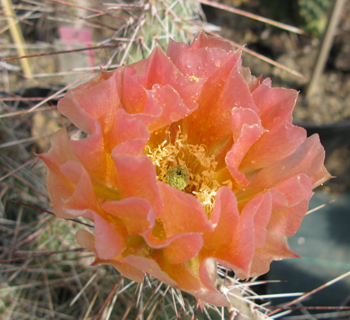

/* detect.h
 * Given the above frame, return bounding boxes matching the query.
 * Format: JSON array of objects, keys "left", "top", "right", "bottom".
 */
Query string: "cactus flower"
[{"left": 39, "top": 32, "right": 331, "bottom": 306}]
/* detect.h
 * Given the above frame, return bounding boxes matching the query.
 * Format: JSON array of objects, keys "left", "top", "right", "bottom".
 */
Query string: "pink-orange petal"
[
  {"left": 148, "top": 84, "right": 196, "bottom": 132},
  {"left": 203, "top": 186, "right": 240, "bottom": 250},
  {"left": 241, "top": 121, "right": 306, "bottom": 170},
  {"left": 112, "top": 154, "right": 163, "bottom": 218},
  {"left": 161, "top": 233, "right": 203, "bottom": 264},
  {"left": 240, "top": 66, "right": 261, "bottom": 92},
  {"left": 241, "top": 192, "right": 272, "bottom": 249},
  {"left": 249, "top": 230, "right": 299, "bottom": 277},
  {"left": 158, "top": 182, "right": 211, "bottom": 236},
  {"left": 38, "top": 128, "right": 79, "bottom": 219},
  {"left": 110, "top": 108, "right": 149, "bottom": 154},
  {"left": 183, "top": 49, "right": 257, "bottom": 149},
  {"left": 185, "top": 287, "right": 229, "bottom": 307},
  {"left": 69, "top": 120, "right": 117, "bottom": 186},
  {"left": 57, "top": 69, "right": 122, "bottom": 136},
  {"left": 269, "top": 175, "right": 313, "bottom": 237},
  {"left": 199, "top": 257, "right": 218, "bottom": 291},
  {"left": 226, "top": 108, "right": 266, "bottom": 187},
  {"left": 274, "top": 173, "right": 313, "bottom": 207},
  {"left": 59, "top": 160, "right": 100, "bottom": 218},
  {"left": 252, "top": 78, "right": 298, "bottom": 130},
  {"left": 122, "top": 47, "right": 203, "bottom": 124},
  {"left": 123, "top": 254, "right": 178, "bottom": 288},
  {"left": 108, "top": 259, "right": 145, "bottom": 283},
  {"left": 76, "top": 230, "right": 145, "bottom": 282},
  {"left": 101, "top": 197, "right": 154, "bottom": 236},
  {"left": 236, "top": 134, "right": 331, "bottom": 201},
  {"left": 205, "top": 192, "right": 272, "bottom": 278},
  {"left": 92, "top": 212, "right": 125, "bottom": 260},
  {"left": 168, "top": 43, "right": 237, "bottom": 79},
  {"left": 76, "top": 229, "right": 96, "bottom": 253},
  {"left": 187, "top": 31, "right": 234, "bottom": 52}
]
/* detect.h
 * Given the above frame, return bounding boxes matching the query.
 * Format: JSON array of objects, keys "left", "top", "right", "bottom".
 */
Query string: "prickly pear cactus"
[
  {"left": 121, "top": 0, "right": 207, "bottom": 64},
  {"left": 298, "top": 0, "right": 332, "bottom": 35}
]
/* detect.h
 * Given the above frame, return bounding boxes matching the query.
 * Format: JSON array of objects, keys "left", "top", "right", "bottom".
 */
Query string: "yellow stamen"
[{"left": 145, "top": 128, "right": 220, "bottom": 215}]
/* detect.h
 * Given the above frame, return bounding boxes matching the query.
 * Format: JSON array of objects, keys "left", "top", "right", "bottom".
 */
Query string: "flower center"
[
  {"left": 166, "top": 165, "right": 190, "bottom": 190},
  {"left": 145, "top": 128, "right": 220, "bottom": 214}
]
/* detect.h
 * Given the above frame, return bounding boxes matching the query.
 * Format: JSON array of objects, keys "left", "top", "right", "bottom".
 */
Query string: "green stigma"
[{"left": 166, "top": 165, "right": 190, "bottom": 190}]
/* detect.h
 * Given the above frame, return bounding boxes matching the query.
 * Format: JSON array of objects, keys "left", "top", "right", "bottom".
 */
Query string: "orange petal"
[
  {"left": 199, "top": 257, "right": 218, "bottom": 291},
  {"left": 162, "top": 233, "right": 203, "bottom": 264},
  {"left": 60, "top": 160, "right": 100, "bottom": 216},
  {"left": 252, "top": 78, "right": 298, "bottom": 130},
  {"left": 203, "top": 191, "right": 272, "bottom": 278},
  {"left": 70, "top": 121, "right": 117, "bottom": 186},
  {"left": 241, "top": 121, "right": 306, "bottom": 170},
  {"left": 203, "top": 187, "right": 240, "bottom": 250},
  {"left": 108, "top": 259, "right": 145, "bottom": 283},
  {"left": 58, "top": 69, "right": 122, "bottom": 136},
  {"left": 92, "top": 212, "right": 125, "bottom": 260},
  {"left": 269, "top": 174, "right": 313, "bottom": 237},
  {"left": 38, "top": 128, "right": 79, "bottom": 218},
  {"left": 181, "top": 48, "right": 246, "bottom": 149},
  {"left": 186, "top": 30, "right": 234, "bottom": 52},
  {"left": 168, "top": 39, "right": 237, "bottom": 79},
  {"left": 76, "top": 230, "right": 144, "bottom": 282},
  {"left": 76, "top": 229, "right": 96, "bottom": 253},
  {"left": 101, "top": 197, "right": 154, "bottom": 236},
  {"left": 148, "top": 84, "right": 197, "bottom": 132},
  {"left": 122, "top": 47, "right": 203, "bottom": 128},
  {"left": 240, "top": 66, "right": 261, "bottom": 92},
  {"left": 226, "top": 108, "right": 265, "bottom": 187},
  {"left": 237, "top": 134, "right": 331, "bottom": 201},
  {"left": 158, "top": 182, "right": 211, "bottom": 236},
  {"left": 241, "top": 192, "right": 272, "bottom": 249},
  {"left": 110, "top": 108, "right": 149, "bottom": 154},
  {"left": 249, "top": 230, "right": 299, "bottom": 277},
  {"left": 123, "top": 254, "right": 178, "bottom": 288},
  {"left": 112, "top": 154, "right": 163, "bottom": 218}
]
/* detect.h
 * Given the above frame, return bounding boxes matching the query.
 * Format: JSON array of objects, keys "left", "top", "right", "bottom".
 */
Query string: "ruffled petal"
[
  {"left": 199, "top": 257, "right": 218, "bottom": 291},
  {"left": 240, "top": 66, "right": 261, "bottom": 92},
  {"left": 237, "top": 134, "right": 331, "bottom": 201},
  {"left": 161, "top": 234, "right": 203, "bottom": 264},
  {"left": 58, "top": 70, "right": 122, "bottom": 136},
  {"left": 158, "top": 182, "right": 211, "bottom": 236},
  {"left": 252, "top": 78, "right": 298, "bottom": 130},
  {"left": 269, "top": 174, "right": 313, "bottom": 237},
  {"left": 76, "top": 230, "right": 144, "bottom": 282},
  {"left": 123, "top": 47, "right": 204, "bottom": 129},
  {"left": 59, "top": 160, "right": 100, "bottom": 219},
  {"left": 112, "top": 154, "right": 163, "bottom": 218},
  {"left": 203, "top": 189, "right": 272, "bottom": 278},
  {"left": 38, "top": 128, "right": 79, "bottom": 219},
  {"left": 182, "top": 48, "right": 250, "bottom": 149},
  {"left": 123, "top": 254, "right": 179, "bottom": 288},
  {"left": 93, "top": 211, "right": 126, "bottom": 260},
  {"left": 108, "top": 259, "right": 145, "bottom": 283},
  {"left": 101, "top": 197, "right": 154, "bottom": 236},
  {"left": 70, "top": 121, "right": 117, "bottom": 187},
  {"left": 225, "top": 108, "right": 265, "bottom": 187},
  {"left": 203, "top": 187, "right": 240, "bottom": 250},
  {"left": 241, "top": 121, "right": 306, "bottom": 170},
  {"left": 76, "top": 229, "right": 95, "bottom": 252},
  {"left": 184, "top": 31, "right": 234, "bottom": 52},
  {"left": 110, "top": 108, "right": 150, "bottom": 155},
  {"left": 249, "top": 230, "right": 299, "bottom": 277}
]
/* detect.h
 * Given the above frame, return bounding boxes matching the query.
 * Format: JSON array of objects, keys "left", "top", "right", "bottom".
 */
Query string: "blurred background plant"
[{"left": 1, "top": 0, "right": 350, "bottom": 319}]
